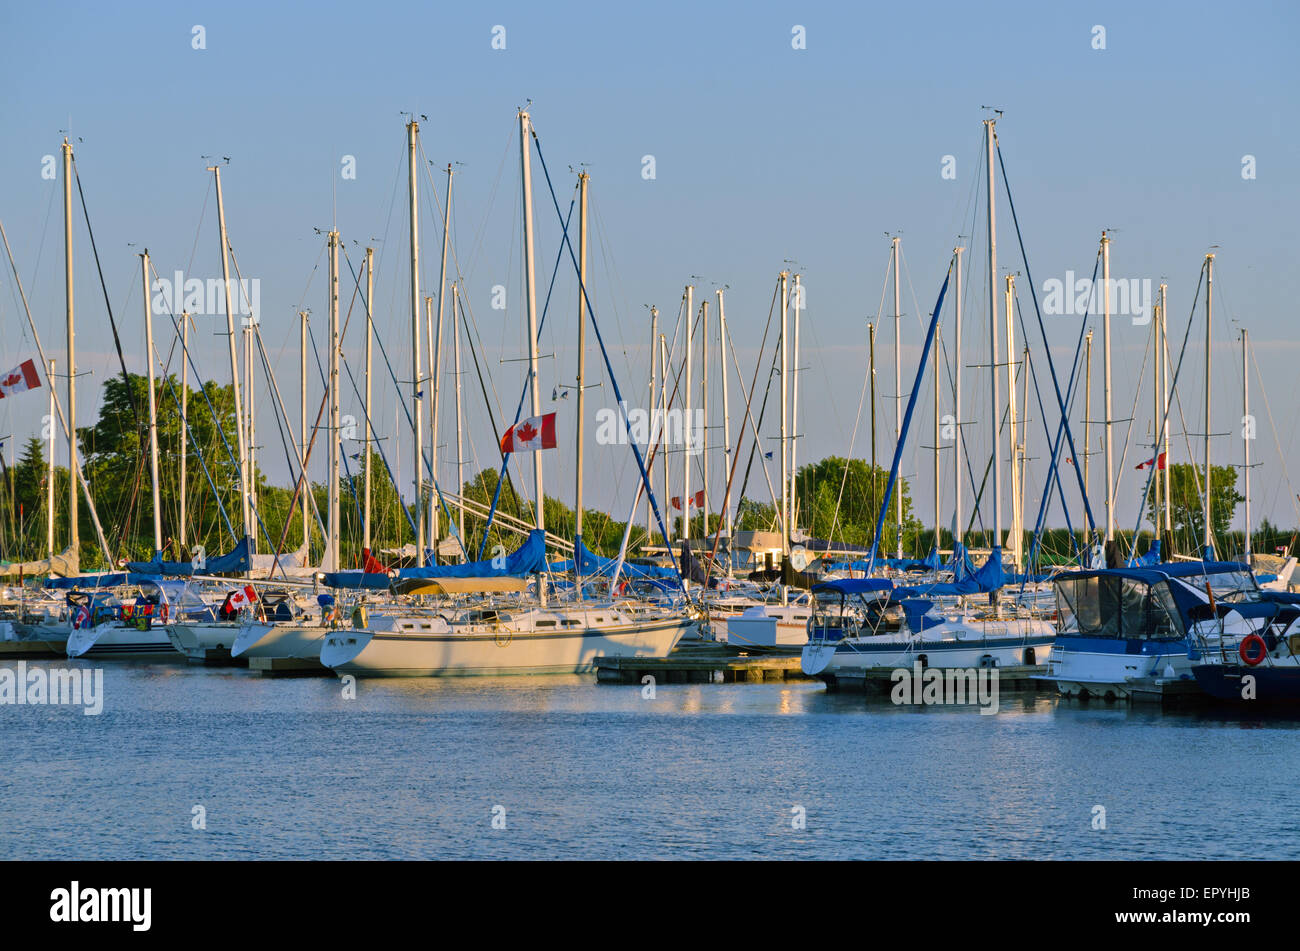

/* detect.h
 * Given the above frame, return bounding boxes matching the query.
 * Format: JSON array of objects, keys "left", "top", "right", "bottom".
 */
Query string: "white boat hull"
[
  {"left": 66, "top": 622, "right": 182, "bottom": 661},
  {"left": 321, "top": 616, "right": 694, "bottom": 677},
  {"left": 165, "top": 622, "right": 245, "bottom": 664},
  {"left": 230, "top": 621, "right": 331, "bottom": 661},
  {"left": 803, "top": 618, "right": 1054, "bottom": 677}
]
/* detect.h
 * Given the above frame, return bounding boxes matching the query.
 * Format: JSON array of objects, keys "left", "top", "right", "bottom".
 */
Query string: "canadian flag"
[
  {"left": 500, "top": 413, "right": 557, "bottom": 453},
  {"left": 0, "top": 359, "right": 41, "bottom": 399},
  {"left": 1136, "top": 451, "right": 1168, "bottom": 471},
  {"left": 672, "top": 490, "right": 705, "bottom": 511},
  {"left": 227, "top": 585, "right": 259, "bottom": 610}
]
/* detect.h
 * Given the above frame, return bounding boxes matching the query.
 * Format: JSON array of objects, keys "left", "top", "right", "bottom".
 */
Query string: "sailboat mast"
[
  {"left": 1151, "top": 298, "right": 1162, "bottom": 541},
  {"left": 406, "top": 119, "right": 425, "bottom": 564},
  {"left": 892, "top": 239, "right": 902, "bottom": 559},
  {"left": 574, "top": 171, "right": 589, "bottom": 566},
  {"left": 327, "top": 230, "right": 341, "bottom": 572},
  {"left": 778, "top": 271, "right": 789, "bottom": 557},
  {"left": 646, "top": 305, "right": 657, "bottom": 543},
  {"left": 1005, "top": 274, "right": 1020, "bottom": 570},
  {"left": 683, "top": 284, "right": 694, "bottom": 544},
  {"left": 518, "top": 111, "right": 544, "bottom": 533},
  {"left": 1160, "top": 282, "right": 1172, "bottom": 538},
  {"left": 364, "top": 247, "right": 374, "bottom": 554},
  {"left": 140, "top": 251, "right": 162, "bottom": 558},
  {"left": 953, "top": 246, "right": 964, "bottom": 549},
  {"left": 62, "top": 139, "right": 78, "bottom": 559},
  {"left": 1242, "top": 327, "right": 1251, "bottom": 560},
  {"left": 179, "top": 312, "right": 189, "bottom": 550},
  {"left": 718, "top": 289, "right": 733, "bottom": 545},
  {"left": 789, "top": 274, "right": 801, "bottom": 535},
  {"left": 453, "top": 282, "right": 465, "bottom": 555},
  {"left": 1204, "top": 253, "right": 1214, "bottom": 557},
  {"left": 210, "top": 164, "right": 250, "bottom": 550},
  {"left": 984, "top": 118, "right": 1001, "bottom": 553},
  {"left": 1102, "top": 231, "right": 1114, "bottom": 542},
  {"left": 933, "top": 313, "right": 941, "bottom": 555},
  {"left": 299, "top": 311, "right": 309, "bottom": 553},
  {"left": 869, "top": 321, "right": 877, "bottom": 530},
  {"left": 46, "top": 358, "right": 55, "bottom": 560}
]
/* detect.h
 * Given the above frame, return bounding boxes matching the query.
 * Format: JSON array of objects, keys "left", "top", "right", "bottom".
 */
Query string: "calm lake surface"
[{"left": 3, "top": 659, "right": 1297, "bottom": 860}]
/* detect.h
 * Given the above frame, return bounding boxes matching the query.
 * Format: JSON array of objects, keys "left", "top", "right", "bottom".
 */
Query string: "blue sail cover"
[
  {"left": 946, "top": 542, "right": 976, "bottom": 581},
  {"left": 321, "top": 570, "right": 391, "bottom": 590},
  {"left": 549, "top": 538, "right": 679, "bottom": 581},
  {"left": 127, "top": 537, "right": 251, "bottom": 576},
  {"left": 396, "top": 529, "right": 547, "bottom": 580},
  {"left": 43, "top": 572, "right": 161, "bottom": 590},
  {"left": 1127, "top": 539, "right": 1162, "bottom": 568},
  {"left": 895, "top": 547, "right": 1006, "bottom": 598}
]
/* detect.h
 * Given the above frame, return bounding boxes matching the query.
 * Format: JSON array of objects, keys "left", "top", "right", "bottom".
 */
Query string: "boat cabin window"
[{"left": 534, "top": 620, "right": 556, "bottom": 628}]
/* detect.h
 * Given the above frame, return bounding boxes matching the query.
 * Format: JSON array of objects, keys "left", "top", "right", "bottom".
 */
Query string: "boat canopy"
[
  {"left": 136, "top": 578, "right": 209, "bottom": 612},
  {"left": 1054, "top": 570, "right": 1186, "bottom": 640}
]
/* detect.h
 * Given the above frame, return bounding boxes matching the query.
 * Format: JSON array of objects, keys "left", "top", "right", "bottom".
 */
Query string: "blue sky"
[{"left": 1, "top": 0, "right": 1297, "bottom": 541}]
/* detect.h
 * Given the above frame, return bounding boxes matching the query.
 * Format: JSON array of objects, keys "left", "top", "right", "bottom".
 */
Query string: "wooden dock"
[
  {"left": 247, "top": 656, "right": 331, "bottom": 678},
  {"left": 595, "top": 643, "right": 811, "bottom": 684}
]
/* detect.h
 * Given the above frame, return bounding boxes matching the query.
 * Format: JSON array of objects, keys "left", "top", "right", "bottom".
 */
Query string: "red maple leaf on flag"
[
  {"left": 1, "top": 374, "right": 19, "bottom": 387},
  {"left": 516, "top": 421, "right": 538, "bottom": 442}
]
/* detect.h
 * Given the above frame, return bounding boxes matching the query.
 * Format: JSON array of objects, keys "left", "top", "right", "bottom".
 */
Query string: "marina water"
[{"left": 1, "top": 660, "right": 1295, "bottom": 860}]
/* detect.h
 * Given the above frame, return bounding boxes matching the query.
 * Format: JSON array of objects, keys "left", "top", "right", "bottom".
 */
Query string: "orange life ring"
[{"left": 1239, "top": 633, "right": 1268, "bottom": 667}]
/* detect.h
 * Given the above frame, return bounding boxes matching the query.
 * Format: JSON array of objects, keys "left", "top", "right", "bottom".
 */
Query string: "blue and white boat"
[
  {"left": 801, "top": 576, "right": 1055, "bottom": 681},
  {"left": 1042, "top": 560, "right": 1275, "bottom": 699}
]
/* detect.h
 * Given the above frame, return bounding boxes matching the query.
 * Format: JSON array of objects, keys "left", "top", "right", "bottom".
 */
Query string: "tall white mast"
[
  {"left": 1005, "top": 274, "right": 1021, "bottom": 570},
  {"left": 46, "top": 358, "right": 55, "bottom": 560},
  {"left": 140, "top": 251, "right": 162, "bottom": 558},
  {"left": 717, "top": 288, "right": 733, "bottom": 545},
  {"left": 326, "top": 230, "right": 341, "bottom": 572},
  {"left": 1151, "top": 298, "right": 1162, "bottom": 541},
  {"left": 62, "top": 139, "right": 78, "bottom": 559},
  {"left": 574, "top": 171, "right": 590, "bottom": 570},
  {"left": 453, "top": 282, "right": 465, "bottom": 556},
  {"left": 778, "top": 271, "right": 789, "bottom": 558},
  {"left": 1102, "top": 231, "right": 1114, "bottom": 542},
  {"left": 933, "top": 313, "right": 942, "bottom": 556},
  {"left": 299, "top": 311, "right": 309, "bottom": 554},
  {"left": 363, "top": 247, "right": 374, "bottom": 554},
  {"left": 519, "top": 110, "right": 544, "bottom": 534},
  {"left": 789, "top": 274, "right": 801, "bottom": 534},
  {"left": 407, "top": 120, "right": 425, "bottom": 564},
  {"left": 209, "top": 164, "right": 250, "bottom": 550},
  {"left": 646, "top": 306, "right": 658, "bottom": 543},
  {"left": 1204, "top": 253, "right": 1214, "bottom": 557},
  {"left": 1160, "top": 283, "right": 1172, "bottom": 538},
  {"left": 953, "top": 246, "right": 964, "bottom": 550},
  {"left": 179, "top": 312, "right": 189, "bottom": 550},
  {"left": 1242, "top": 327, "right": 1251, "bottom": 561},
  {"left": 892, "top": 239, "right": 903, "bottom": 559},
  {"left": 683, "top": 284, "right": 694, "bottom": 543},
  {"left": 984, "top": 118, "right": 1002, "bottom": 555}
]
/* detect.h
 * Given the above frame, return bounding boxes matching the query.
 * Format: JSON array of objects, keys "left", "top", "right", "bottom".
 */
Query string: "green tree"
[{"left": 1143, "top": 462, "right": 1243, "bottom": 549}]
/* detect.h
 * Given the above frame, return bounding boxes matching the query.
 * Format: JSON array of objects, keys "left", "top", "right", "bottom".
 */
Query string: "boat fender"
[{"left": 1239, "top": 633, "right": 1268, "bottom": 667}]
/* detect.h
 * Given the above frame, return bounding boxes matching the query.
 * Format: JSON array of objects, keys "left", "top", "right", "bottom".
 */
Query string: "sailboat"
[{"left": 321, "top": 112, "right": 696, "bottom": 677}]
